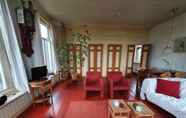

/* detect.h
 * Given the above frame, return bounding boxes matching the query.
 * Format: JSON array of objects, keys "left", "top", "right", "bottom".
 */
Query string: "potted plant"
[
  {"left": 56, "top": 31, "right": 91, "bottom": 80},
  {"left": 69, "top": 32, "right": 91, "bottom": 81},
  {"left": 56, "top": 40, "right": 70, "bottom": 80}
]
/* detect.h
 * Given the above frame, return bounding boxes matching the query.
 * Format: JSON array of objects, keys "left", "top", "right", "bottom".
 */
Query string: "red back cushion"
[
  {"left": 156, "top": 79, "right": 180, "bottom": 98},
  {"left": 87, "top": 72, "right": 101, "bottom": 82},
  {"left": 107, "top": 71, "right": 123, "bottom": 82}
]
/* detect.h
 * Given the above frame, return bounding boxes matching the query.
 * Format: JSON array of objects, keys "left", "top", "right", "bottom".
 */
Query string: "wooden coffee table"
[
  {"left": 127, "top": 101, "right": 154, "bottom": 118},
  {"left": 108, "top": 99, "right": 131, "bottom": 118}
]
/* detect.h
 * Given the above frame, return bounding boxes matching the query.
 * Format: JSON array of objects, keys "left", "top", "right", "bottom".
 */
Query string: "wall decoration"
[
  {"left": 174, "top": 37, "right": 186, "bottom": 52},
  {"left": 16, "top": 8, "right": 24, "bottom": 24},
  {"left": 16, "top": 0, "right": 35, "bottom": 57}
]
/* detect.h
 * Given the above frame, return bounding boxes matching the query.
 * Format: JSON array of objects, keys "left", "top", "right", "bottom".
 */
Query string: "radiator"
[{"left": 0, "top": 92, "right": 32, "bottom": 118}]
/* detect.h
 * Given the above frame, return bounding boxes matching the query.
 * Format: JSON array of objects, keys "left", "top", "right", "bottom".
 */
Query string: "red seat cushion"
[
  {"left": 113, "top": 79, "right": 131, "bottom": 90},
  {"left": 87, "top": 81, "right": 100, "bottom": 87},
  {"left": 108, "top": 72, "right": 122, "bottom": 82},
  {"left": 156, "top": 79, "right": 180, "bottom": 98},
  {"left": 87, "top": 72, "right": 101, "bottom": 82},
  {"left": 86, "top": 81, "right": 102, "bottom": 90}
]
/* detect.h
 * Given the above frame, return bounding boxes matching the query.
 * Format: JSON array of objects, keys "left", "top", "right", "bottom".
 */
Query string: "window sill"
[{"left": 0, "top": 91, "right": 26, "bottom": 109}]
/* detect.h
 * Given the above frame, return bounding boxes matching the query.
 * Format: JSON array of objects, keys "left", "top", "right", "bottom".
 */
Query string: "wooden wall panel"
[
  {"left": 126, "top": 45, "right": 135, "bottom": 74},
  {"left": 88, "top": 44, "right": 103, "bottom": 73},
  {"left": 140, "top": 44, "right": 151, "bottom": 69},
  {"left": 107, "top": 45, "right": 122, "bottom": 73}
]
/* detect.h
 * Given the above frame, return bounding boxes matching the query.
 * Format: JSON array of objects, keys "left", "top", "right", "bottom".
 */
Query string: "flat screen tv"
[{"left": 31, "top": 66, "right": 48, "bottom": 81}]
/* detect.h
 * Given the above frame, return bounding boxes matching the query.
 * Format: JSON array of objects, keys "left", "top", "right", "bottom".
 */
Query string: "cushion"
[
  {"left": 175, "top": 72, "right": 186, "bottom": 78},
  {"left": 113, "top": 79, "right": 130, "bottom": 86},
  {"left": 161, "top": 78, "right": 186, "bottom": 98},
  {"left": 87, "top": 72, "right": 101, "bottom": 82},
  {"left": 160, "top": 72, "right": 172, "bottom": 78},
  {"left": 87, "top": 81, "right": 99, "bottom": 86},
  {"left": 108, "top": 72, "right": 122, "bottom": 82},
  {"left": 156, "top": 79, "right": 180, "bottom": 98}
]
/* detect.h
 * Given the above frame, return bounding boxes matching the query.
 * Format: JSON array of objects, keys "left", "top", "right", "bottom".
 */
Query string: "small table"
[
  {"left": 29, "top": 78, "right": 53, "bottom": 105},
  {"left": 127, "top": 101, "right": 154, "bottom": 118},
  {"left": 108, "top": 99, "right": 131, "bottom": 118},
  {"left": 29, "top": 78, "right": 56, "bottom": 117}
]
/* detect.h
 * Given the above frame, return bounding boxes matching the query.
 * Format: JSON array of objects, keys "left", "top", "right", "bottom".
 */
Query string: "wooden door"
[
  {"left": 140, "top": 44, "right": 151, "bottom": 69},
  {"left": 107, "top": 44, "right": 122, "bottom": 72},
  {"left": 69, "top": 44, "right": 82, "bottom": 75},
  {"left": 88, "top": 44, "right": 103, "bottom": 72},
  {"left": 126, "top": 45, "right": 135, "bottom": 74}
]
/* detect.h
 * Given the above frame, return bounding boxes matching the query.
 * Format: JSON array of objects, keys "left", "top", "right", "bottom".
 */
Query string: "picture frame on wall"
[
  {"left": 16, "top": 8, "right": 25, "bottom": 24},
  {"left": 174, "top": 37, "right": 186, "bottom": 53}
]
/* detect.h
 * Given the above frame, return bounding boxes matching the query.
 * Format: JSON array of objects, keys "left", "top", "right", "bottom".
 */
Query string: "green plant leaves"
[{"left": 56, "top": 31, "right": 91, "bottom": 73}]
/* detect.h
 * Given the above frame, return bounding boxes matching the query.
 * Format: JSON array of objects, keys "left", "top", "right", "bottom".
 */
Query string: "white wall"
[
  {"left": 149, "top": 13, "right": 186, "bottom": 71},
  {"left": 66, "top": 27, "right": 149, "bottom": 77}
]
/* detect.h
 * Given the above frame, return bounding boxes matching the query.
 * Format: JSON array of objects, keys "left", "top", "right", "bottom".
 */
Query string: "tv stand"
[{"left": 29, "top": 78, "right": 53, "bottom": 105}]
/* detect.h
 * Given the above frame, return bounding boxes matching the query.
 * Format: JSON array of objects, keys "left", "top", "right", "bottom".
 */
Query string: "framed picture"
[
  {"left": 16, "top": 8, "right": 25, "bottom": 24},
  {"left": 174, "top": 37, "right": 186, "bottom": 52}
]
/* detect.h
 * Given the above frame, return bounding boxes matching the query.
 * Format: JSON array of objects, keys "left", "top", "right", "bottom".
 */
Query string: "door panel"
[
  {"left": 140, "top": 44, "right": 151, "bottom": 69},
  {"left": 125, "top": 44, "right": 151, "bottom": 75},
  {"left": 90, "top": 51, "right": 94, "bottom": 68},
  {"left": 126, "top": 45, "right": 135, "bottom": 74},
  {"left": 88, "top": 44, "right": 103, "bottom": 72},
  {"left": 107, "top": 45, "right": 122, "bottom": 73}
]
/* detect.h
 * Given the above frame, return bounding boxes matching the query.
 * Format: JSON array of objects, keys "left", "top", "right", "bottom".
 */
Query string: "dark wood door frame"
[{"left": 88, "top": 44, "right": 103, "bottom": 73}]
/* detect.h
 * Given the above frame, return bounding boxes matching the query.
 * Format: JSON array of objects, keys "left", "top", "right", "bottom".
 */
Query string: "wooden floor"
[{"left": 19, "top": 79, "right": 175, "bottom": 118}]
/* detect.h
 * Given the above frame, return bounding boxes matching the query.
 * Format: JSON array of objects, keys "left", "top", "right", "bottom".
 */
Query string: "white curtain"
[
  {"left": 32, "top": 14, "right": 45, "bottom": 67},
  {"left": 0, "top": 0, "right": 29, "bottom": 92},
  {"left": 0, "top": 34, "right": 10, "bottom": 91},
  {"left": 48, "top": 25, "right": 58, "bottom": 73}
]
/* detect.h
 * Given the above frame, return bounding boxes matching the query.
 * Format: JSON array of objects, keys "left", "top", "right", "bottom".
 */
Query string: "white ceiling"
[{"left": 36, "top": 0, "right": 186, "bottom": 29}]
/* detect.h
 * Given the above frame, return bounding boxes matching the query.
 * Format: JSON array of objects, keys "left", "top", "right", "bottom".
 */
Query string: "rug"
[{"left": 64, "top": 100, "right": 107, "bottom": 118}]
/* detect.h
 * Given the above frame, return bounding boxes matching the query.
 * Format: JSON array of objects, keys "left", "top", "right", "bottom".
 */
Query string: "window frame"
[
  {"left": 38, "top": 16, "right": 56, "bottom": 73},
  {"left": 39, "top": 18, "right": 50, "bottom": 64}
]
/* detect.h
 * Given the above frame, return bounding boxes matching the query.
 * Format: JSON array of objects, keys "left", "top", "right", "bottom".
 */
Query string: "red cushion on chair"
[
  {"left": 156, "top": 79, "right": 180, "bottom": 98},
  {"left": 87, "top": 72, "right": 101, "bottom": 82},
  {"left": 108, "top": 72, "right": 122, "bottom": 82},
  {"left": 86, "top": 81, "right": 100, "bottom": 88}
]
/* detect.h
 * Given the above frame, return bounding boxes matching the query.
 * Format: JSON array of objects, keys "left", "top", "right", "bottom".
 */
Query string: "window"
[
  {"left": 0, "top": 0, "right": 29, "bottom": 93},
  {"left": 0, "top": 2, "right": 8, "bottom": 92},
  {"left": 39, "top": 18, "right": 57, "bottom": 73},
  {"left": 0, "top": 62, "right": 6, "bottom": 91},
  {"left": 134, "top": 45, "right": 142, "bottom": 63}
]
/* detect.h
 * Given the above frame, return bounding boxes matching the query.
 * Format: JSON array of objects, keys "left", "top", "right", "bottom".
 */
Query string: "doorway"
[
  {"left": 133, "top": 45, "right": 142, "bottom": 73},
  {"left": 126, "top": 44, "right": 151, "bottom": 74}
]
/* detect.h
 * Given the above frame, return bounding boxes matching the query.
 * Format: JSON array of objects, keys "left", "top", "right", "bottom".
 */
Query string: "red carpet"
[
  {"left": 19, "top": 81, "right": 175, "bottom": 118},
  {"left": 64, "top": 100, "right": 107, "bottom": 118}
]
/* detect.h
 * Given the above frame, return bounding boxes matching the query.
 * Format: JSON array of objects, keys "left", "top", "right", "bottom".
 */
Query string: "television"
[{"left": 31, "top": 66, "right": 48, "bottom": 81}]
